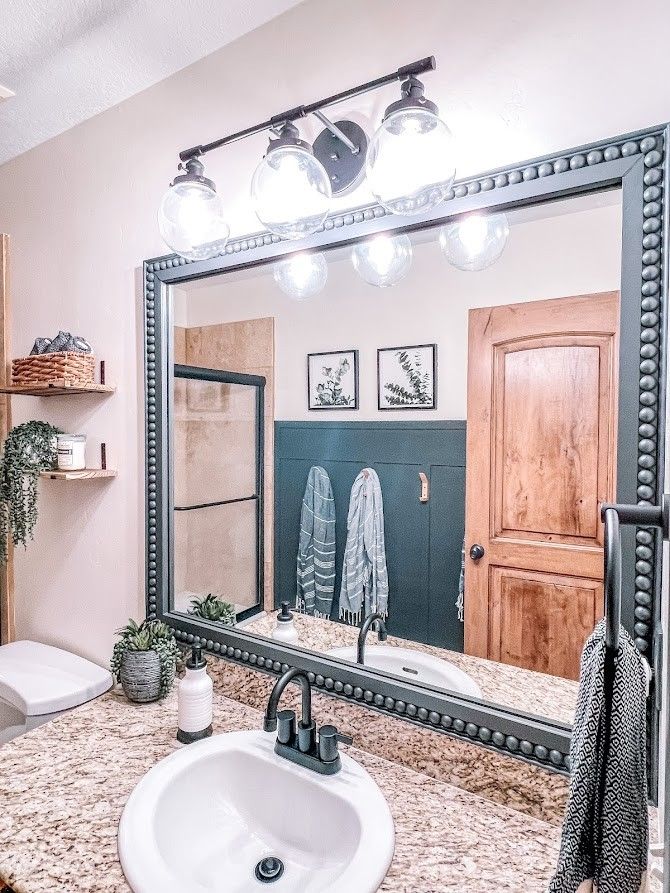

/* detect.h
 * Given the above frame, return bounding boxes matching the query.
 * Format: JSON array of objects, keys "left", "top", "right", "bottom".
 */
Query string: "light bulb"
[
  {"left": 273, "top": 252, "right": 328, "bottom": 301},
  {"left": 439, "top": 212, "right": 510, "bottom": 271},
  {"left": 351, "top": 234, "right": 413, "bottom": 287},
  {"left": 251, "top": 125, "right": 332, "bottom": 240},
  {"left": 366, "top": 80, "right": 456, "bottom": 216},
  {"left": 158, "top": 159, "right": 230, "bottom": 261}
]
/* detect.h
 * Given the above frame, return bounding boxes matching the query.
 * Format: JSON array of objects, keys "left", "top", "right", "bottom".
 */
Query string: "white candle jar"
[{"left": 57, "top": 434, "right": 87, "bottom": 470}]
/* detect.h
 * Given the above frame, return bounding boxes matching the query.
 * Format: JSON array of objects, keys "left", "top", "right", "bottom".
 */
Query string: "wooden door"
[{"left": 464, "top": 292, "right": 619, "bottom": 681}]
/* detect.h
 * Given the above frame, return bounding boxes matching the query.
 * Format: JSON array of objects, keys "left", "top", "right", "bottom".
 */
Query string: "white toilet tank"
[{"left": 0, "top": 641, "right": 113, "bottom": 745}]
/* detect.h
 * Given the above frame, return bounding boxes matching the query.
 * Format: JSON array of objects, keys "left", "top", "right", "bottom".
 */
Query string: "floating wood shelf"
[
  {"left": 0, "top": 382, "right": 115, "bottom": 397},
  {"left": 40, "top": 468, "right": 117, "bottom": 481}
]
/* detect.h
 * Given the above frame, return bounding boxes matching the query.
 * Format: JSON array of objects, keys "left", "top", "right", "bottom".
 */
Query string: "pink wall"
[{"left": 0, "top": 0, "right": 668, "bottom": 665}]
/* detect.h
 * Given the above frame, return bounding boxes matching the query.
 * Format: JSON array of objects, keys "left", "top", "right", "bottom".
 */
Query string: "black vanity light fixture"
[{"left": 157, "top": 56, "right": 458, "bottom": 260}]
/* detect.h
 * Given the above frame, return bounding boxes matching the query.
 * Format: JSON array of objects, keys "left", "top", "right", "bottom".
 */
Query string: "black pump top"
[
  {"left": 277, "top": 601, "right": 294, "bottom": 623},
  {"left": 186, "top": 644, "right": 207, "bottom": 670}
]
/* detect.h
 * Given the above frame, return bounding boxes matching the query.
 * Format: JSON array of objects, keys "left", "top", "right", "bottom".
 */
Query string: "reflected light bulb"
[
  {"left": 273, "top": 252, "right": 328, "bottom": 301},
  {"left": 439, "top": 212, "right": 510, "bottom": 272},
  {"left": 457, "top": 216, "right": 489, "bottom": 255},
  {"left": 351, "top": 234, "right": 413, "bottom": 287}
]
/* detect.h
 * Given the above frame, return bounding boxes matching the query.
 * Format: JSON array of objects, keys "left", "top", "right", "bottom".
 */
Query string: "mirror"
[{"left": 168, "top": 188, "right": 623, "bottom": 727}]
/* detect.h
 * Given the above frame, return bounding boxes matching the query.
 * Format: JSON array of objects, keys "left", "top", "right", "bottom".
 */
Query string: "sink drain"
[{"left": 255, "top": 856, "right": 285, "bottom": 883}]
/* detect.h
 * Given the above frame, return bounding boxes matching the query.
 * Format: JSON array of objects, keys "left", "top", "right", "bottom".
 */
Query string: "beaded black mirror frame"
[{"left": 144, "top": 125, "right": 668, "bottom": 793}]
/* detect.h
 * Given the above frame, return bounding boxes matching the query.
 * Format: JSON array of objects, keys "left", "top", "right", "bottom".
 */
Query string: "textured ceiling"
[{"left": 0, "top": 0, "right": 303, "bottom": 165}]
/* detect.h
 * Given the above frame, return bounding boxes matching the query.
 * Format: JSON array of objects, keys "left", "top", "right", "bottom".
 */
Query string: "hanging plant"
[
  {"left": 189, "top": 593, "right": 236, "bottom": 625},
  {"left": 0, "top": 420, "right": 61, "bottom": 564},
  {"left": 111, "top": 618, "right": 178, "bottom": 702}
]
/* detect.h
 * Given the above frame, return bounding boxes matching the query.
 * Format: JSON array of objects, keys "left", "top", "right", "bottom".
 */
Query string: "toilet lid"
[{"left": 0, "top": 641, "right": 113, "bottom": 716}]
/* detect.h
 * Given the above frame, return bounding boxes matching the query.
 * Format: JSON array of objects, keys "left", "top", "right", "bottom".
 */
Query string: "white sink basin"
[
  {"left": 118, "top": 729, "right": 394, "bottom": 893},
  {"left": 327, "top": 645, "right": 483, "bottom": 698}
]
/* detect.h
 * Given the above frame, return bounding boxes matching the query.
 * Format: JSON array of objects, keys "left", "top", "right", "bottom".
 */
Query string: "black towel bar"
[
  {"left": 602, "top": 507, "right": 622, "bottom": 658},
  {"left": 600, "top": 497, "right": 670, "bottom": 660}
]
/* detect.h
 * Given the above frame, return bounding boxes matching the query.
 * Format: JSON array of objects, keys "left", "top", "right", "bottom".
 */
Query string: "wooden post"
[{"left": 0, "top": 234, "right": 14, "bottom": 644}]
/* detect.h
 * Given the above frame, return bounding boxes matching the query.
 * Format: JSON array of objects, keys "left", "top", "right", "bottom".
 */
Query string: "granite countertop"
[
  {"left": 243, "top": 612, "right": 579, "bottom": 725},
  {"left": 0, "top": 688, "right": 564, "bottom": 893}
]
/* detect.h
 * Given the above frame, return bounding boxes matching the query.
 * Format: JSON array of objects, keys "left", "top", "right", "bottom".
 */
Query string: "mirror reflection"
[{"left": 169, "top": 188, "right": 623, "bottom": 725}]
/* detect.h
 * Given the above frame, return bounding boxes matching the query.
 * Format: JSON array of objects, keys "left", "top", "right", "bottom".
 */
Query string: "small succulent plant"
[
  {"left": 189, "top": 593, "right": 236, "bottom": 625},
  {"left": 110, "top": 618, "right": 178, "bottom": 699}
]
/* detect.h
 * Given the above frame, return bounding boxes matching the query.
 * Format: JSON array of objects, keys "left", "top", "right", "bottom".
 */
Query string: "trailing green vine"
[
  {"left": 111, "top": 619, "right": 178, "bottom": 699},
  {"left": 189, "top": 593, "right": 236, "bottom": 624},
  {"left": 0, "top": 421, "right": 61, "bottom": 564}
]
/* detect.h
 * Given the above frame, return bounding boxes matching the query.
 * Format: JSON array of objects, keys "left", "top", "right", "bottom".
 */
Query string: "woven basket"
[
  {"left": 12, "top": 352, "right": 95, "bottom": 387},
  {"left": 120, "top": 650, "right": 163, "bottom": 703}
]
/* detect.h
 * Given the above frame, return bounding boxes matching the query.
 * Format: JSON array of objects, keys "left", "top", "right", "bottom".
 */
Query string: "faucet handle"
[
  {"left": 318, "top": 725, "right": 353, "bottom": 763},
  {"left": 277, "top": 710, "right": 296, "bottom": 745}
]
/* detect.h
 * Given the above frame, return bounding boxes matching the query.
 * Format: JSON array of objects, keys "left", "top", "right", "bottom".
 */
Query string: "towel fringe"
[
  {"left": 338, "top": 607, "right": 388, "bottom": 627},
  {"left": 339, "top": 608, "right": 362, "bottom": 627}
]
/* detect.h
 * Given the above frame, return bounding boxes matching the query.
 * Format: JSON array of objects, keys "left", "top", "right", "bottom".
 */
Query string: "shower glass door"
[{"left": 170, "top": 364, "right": 265, "bottom": 623}]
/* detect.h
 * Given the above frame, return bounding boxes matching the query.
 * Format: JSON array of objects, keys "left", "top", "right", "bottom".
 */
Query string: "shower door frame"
[{"left": 170, "top": 364, "right": 265, "bottom": 623}]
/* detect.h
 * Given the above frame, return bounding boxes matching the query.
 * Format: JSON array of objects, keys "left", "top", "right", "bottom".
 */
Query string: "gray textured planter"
[{"left": 120, "top": 650, "right": 164, "bottom": 703}]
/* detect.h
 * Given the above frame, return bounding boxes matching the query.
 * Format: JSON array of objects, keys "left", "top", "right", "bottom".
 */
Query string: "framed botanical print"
[
  {"left": 377, "top": 343, "right": 437, "bottom": 410},
  {"left": 307, "top": 349, "right": 359, "bottom": 410}
]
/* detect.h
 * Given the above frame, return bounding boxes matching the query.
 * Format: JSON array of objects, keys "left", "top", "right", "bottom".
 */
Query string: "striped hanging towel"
[
  {"left": 548, "top": 619, "right": 648, "bottom": 893},
  {"left": 456, "top": 538, "right": 465, "bottom": 622},
  {"left": 339, "top": 468, "right": 389, "bottom": 625},
  {"left": 296, "top": 466, "right": 336, "bottom": 618}
]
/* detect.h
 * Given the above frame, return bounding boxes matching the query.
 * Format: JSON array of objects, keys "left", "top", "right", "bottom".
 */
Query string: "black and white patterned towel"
[{"left": 549, "top": 619, "right": 648, "bottom": 893}]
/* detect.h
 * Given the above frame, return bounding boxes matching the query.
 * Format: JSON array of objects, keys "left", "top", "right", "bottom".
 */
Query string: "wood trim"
[
  {"left": 0, "top": 382, "right": 114, "bottom": 396},
  {"left": 464, "top": 303, "right": 494, "bottom": 658},
  {"left": 39, "top": 468, "right": 117, "bottom": 480},
  {"left": 0, "top": 235, "right": 14, "bottom": 644}
]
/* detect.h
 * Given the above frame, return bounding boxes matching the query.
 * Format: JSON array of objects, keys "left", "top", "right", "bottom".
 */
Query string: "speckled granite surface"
[
  {"left": 243, "top": 612, "right": 579, "bottom": 725},
  {"left": 0, "top": 689, "right": 565, "bottom": 893}
]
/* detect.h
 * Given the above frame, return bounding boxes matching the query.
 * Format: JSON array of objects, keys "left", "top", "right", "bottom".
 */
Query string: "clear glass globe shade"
[
  {"left": 251, "top": 145, "right": 332, "bottom": 240},
  {"left": 157, "top": 180, "right": 230, "bottom": 261},
  {"left": 439, "top": 212, "right": 510, "bottom": 271},
  {"left": 366, "top": 108, "right": 456, "bottom": 216},
  {"left": 351, "top": 234, "right": 413, "bottom": 287},
  {"left": 273, "top": 252, "right": 328, "bottom": 301}
]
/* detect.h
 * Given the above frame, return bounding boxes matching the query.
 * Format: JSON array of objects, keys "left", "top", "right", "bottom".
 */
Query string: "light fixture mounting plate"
[{"left": 313, "top": 120, "right": 368, "bottom": 195}]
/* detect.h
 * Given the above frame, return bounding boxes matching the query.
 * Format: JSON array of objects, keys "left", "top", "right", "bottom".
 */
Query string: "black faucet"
[
  {"left": 263, "top": 667, "right": 352, "bottom": 775},
  {"left": 357, "top": 612, "right": 388, "bottom": 664}
]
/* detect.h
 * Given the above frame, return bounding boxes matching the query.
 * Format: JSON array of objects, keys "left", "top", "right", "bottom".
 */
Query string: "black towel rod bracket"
[{"left": 600, "top": 496, "right": 670, "bottom": 661}]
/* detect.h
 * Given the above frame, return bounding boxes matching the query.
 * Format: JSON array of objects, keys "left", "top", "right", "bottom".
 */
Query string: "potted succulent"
[
  {"left": 0, "top": 420, "right": 61, "bottom": 564},
  {"left": 111, "top": 619, "right": 178, "bottom": 703},
  {"left": 189, "top": 593, "right": 236, "bottom": 625}
]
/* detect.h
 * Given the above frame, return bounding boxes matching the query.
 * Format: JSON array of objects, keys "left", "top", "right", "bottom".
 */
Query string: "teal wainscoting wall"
[{"left": 274, "top": 421, "right": 466, "bottom": 651}]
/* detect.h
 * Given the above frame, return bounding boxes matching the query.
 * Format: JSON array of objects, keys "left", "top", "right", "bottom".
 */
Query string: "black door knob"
[{"left": 469, "top": 544, "right": 485, "bottom": 561}]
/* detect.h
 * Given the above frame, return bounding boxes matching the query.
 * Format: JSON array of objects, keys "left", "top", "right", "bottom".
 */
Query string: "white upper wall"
[
  {"left": 0, "top": 0, "right": 303, "bottom": 165},
  {"left": 0, "top": 0, "right": 666, "bottom": 664},
  {"left": 180, "top": 199, "right": 622, "bottom": 420}
]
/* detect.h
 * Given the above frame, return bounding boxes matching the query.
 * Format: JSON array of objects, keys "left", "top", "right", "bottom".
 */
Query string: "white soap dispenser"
[
  {"left": 177, "top": 645, "right": 213, "bottom": 744},
  {"left": 272, "top": 601, "right": 299, "bottom": 644}
]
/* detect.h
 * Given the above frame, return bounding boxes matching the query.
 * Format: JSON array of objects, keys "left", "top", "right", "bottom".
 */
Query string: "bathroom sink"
[
  {"left": 327, "top": 645, "right": 483, "bottom": 698},
  {"left": 118, "top": 729, "right": 394, "bottom": 893}
]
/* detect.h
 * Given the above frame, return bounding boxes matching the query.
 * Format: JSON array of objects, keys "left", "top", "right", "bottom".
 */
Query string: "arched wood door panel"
[{"left": 464, "top": 292, "right": 619, "bottom": 681}]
